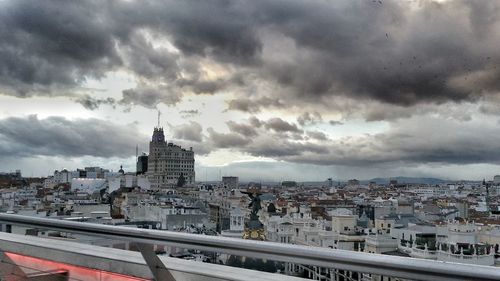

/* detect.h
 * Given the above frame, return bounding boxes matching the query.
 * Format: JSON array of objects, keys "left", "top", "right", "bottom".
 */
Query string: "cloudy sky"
[{"left": 1, "top": 0, "right": 500, "bottom": 181}]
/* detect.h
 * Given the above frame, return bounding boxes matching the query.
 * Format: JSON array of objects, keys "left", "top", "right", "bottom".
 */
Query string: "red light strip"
[{"left": 5, "top": 252, "right": 151, "bottom": 281}]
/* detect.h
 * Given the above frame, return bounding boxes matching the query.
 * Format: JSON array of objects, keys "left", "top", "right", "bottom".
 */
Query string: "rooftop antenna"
[
  {"left": 486, "top": 183, "right": 491, "bottom": 214},
  {"left": 136, "top": 144, "right": 138, "bottom": 159},
  {"left": 157, "top": 110, "right": 161, "bottom": 128}
]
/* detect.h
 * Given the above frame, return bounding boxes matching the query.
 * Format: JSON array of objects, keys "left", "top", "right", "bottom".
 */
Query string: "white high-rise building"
[{"left": 147, "top": 127, "right": 195, "bottom": 189}]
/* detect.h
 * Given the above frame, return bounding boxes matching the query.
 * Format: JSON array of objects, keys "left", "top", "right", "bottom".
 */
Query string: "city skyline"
[{"left": 3, "top": 0, "right": 500, "bottom": 180}]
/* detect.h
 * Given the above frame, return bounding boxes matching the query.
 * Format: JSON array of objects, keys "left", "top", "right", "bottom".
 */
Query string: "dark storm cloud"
[
  {"left": 0, "top": 0, "right": 256, "bottom": 102},
  {"left": 228, "top": 0, "right": 500, "bottom": 114},
  {"left": 120, "top": 31, "right": 180, "bottom": 80},
  {"left": 0, "top": 1, "right": 121, "bottom": 96},
  {"left": 3, "top": 0, "right": 500, "bottom": 115},
  {"left": 256, "top": 0, "right": 500, "bottom": 107},
  {"left": 169, "top": 121, "right": 203, "bottom": 142},
  {"left": 0, "top": 115, "right": 147, "bottom": 158},
  {"left": 140, "top": 0, "right": 263, "bottom": 64}
]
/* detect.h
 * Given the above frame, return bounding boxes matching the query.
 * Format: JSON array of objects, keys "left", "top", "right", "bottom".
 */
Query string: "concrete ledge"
[{"left": 0, "top": 232, "right": 307, "bottom": 281}]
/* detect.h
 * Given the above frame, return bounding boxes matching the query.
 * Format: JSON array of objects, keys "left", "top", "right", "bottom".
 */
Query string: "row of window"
[
  {"left": 161, "top": 176, "right": 193, "bottom": 181},
  {"left": 152, "top": 149, "right": 194, "bottom": 158},
  {"left": 165, "top": 164, "right": 194, "bottom": 168},
  {"left": 152, "top": 159, "right": 194, "bottom": 164},
  {"left": 152, "top": 164, "right": 194, "bottom": 169}
]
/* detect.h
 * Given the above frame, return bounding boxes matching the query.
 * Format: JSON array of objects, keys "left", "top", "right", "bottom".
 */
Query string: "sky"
[{"left": 1, "top": 0, "right": 500, "bottom": 181}]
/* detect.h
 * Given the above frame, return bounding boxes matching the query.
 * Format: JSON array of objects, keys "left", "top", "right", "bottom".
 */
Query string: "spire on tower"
[{"left": 157, "top": 110, "right": 161, "bottom": 128}]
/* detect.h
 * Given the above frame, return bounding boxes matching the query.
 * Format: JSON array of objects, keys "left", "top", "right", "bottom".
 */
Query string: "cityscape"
[
  {"left": 0, "top": 125, "right": 500, "bottom": 280},
  {"left": 1, "top": 0, "right": 500, "bottom": 280}
]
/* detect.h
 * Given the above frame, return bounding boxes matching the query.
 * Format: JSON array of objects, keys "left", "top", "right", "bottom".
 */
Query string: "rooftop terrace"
[{"left": 0, "top": 213, "right": 498, "bottom": 281}]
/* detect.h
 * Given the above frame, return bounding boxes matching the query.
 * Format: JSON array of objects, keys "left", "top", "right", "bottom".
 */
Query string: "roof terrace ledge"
[
  {"left": 0, "top": 232, "right": 305, "bottom": 281},
  {"left": 0, "top": 213, "right": 499, "bottom": 281}
]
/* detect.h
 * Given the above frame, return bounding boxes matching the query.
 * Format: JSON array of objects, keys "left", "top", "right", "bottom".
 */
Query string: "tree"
[{"left": 177, "top": 173, "right": 186, "bottom": 187}]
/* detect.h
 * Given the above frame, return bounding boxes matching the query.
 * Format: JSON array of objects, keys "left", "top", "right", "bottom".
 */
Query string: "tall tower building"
[
  {"left": 136, "top": 153, "right": 148, "bottom": 175},
  {"left": 147, "top": 127, "right": 195, "bottom": 189}
]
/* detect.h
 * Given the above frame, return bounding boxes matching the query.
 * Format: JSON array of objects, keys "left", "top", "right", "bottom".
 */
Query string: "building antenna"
[
  {"left": 136, "top": 144, "right": 138, "bottom": 159},
  {"left": 157, "top": 110, "right": 161, "bottom": 128}
]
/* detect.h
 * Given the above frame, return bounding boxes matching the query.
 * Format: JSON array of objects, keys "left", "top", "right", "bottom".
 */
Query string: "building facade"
[
  {"left": 222, "top": 176, "right": 239, "bottom": 189},
  {"left": 147, "top": 127, "right": 195, "bottom": 189},
  {"left": 136, "top": 154, "right": 148, "bottom": 175}
]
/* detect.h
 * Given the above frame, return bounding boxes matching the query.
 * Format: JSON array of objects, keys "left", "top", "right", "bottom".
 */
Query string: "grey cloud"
[
  {"left": 297, "top": 112, "right": 323, "bottom": 126},
  {"left": 329, "top": 120, "right": 344, "bottom": 126},
  {"left": 145, "top": 1, "right": 263, "bottom": 64},
  {"left": 3, "top": 0, "right": 500, "bottom": 117},
  {"left": 306, "top": 131, "right": 329, "bottom": 141},
  {"left": 176, "top": 78, "right": 227, "bottom": 95},
  {"left": 227, "top": 99, "right": 260, "bottom": 113},
  {"left": 244, "top": 137, "right": 329, "bottom": 158},
  {"left": 359, "top": 101, "right": 475, "bottom": 122},
  {"left": 263, "top": 118, "right": 302, "bottom": 134},
  {"left": 207, "top": 128, "right": 251, "bottom": 148},
  {"left": 249, "top": 117, "right": 262, "bottom": 128},
  {"left": 226, "top": 97, "right": 285, "bottom": 113},
  {"left": 226, "top": 121, "right": 258, "bottom": 137},
  {"left": 0, "top": 0, "right": 255, "bottom": 106},
  {"left": 0, "top": 1, "right": 121, "bottom": 97},
  {"left": 0, "top": 115, "right": 146, "bottom": 158},
  {"left": 120, "top": 84, "right": 182, "bottom": 108},
  {"left": 258, "top": 1, "right": 500, "bottom": 107},
  {"left": 169, "top": 121, "right": 203, "bottom": 142},
  {"left": 206, "top": 116, "right": 500, "bottom": 169},
  {"left": 205, "top": 118, "right": 328, "bottom": 157},
  {"left": 282, "top": 118, "right": 500, "bottom": 167},
  {"left": 120, "top": 31, "right": 180, "bottom": 80},
  {"left": 179, "top": 109, "right": 200, "bottom": 118},
  {"left": 172, "top": 140, "right": 212, "bottom": 156},
  {"left": 75, "top": 95, "right": 116, "bottom": 110}
]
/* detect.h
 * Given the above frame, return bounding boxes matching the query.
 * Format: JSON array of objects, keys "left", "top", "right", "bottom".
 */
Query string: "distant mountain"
[
  {"left": 204, "top": 177, "right": 479, "bottom": 187},
  {"left": 362, "top": 177, "right": 447, "bottom": 185}
]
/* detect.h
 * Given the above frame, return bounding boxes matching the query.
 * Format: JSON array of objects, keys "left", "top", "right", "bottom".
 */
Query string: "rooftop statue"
[
  {"left": 248, "top": 192, "right": 261, "bottom": 221},
  {"left": 242, "top": 189, "right": 265, "bottom": 240}
]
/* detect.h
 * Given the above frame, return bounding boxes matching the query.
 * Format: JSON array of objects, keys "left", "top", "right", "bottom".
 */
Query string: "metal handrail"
[{"left": 0, "top": 213, "right": 499, "bottom": 281}]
